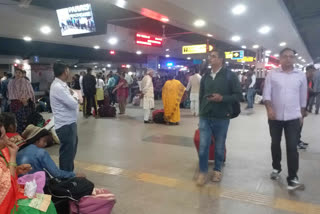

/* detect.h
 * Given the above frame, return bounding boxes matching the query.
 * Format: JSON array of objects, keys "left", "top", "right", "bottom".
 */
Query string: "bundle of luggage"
[
  {"left": 98, "top": 96, "right": 116, "bottom": 118},
  {"left": 43, "top": 169, "right": 116, "bottom": 214},
  {"left": 152, "top": 109, "right": 165, "bottom": 124}
]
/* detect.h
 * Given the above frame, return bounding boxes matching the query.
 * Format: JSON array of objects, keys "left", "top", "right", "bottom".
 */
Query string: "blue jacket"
[{"left": 17, "top": 144, "right": 75, "bottom": 179}]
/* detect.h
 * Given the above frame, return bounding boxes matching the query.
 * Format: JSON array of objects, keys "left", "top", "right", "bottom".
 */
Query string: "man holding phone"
[{"left": 197, "top": 49, "right": 242, "bottom": 186}]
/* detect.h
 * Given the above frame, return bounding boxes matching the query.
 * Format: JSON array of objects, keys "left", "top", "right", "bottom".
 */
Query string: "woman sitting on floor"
[{"left": 0, "top": 118, "right": 57, "bottom": 214}]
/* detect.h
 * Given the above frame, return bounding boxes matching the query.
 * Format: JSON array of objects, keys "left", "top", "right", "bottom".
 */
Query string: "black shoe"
[
  {"left": 270, "top": 169, "right": 281, "bottom": 180},
  {"left": 297, "top": 142, "right": 307, "bottom": 150},
  {"left": 144, "top": 120, "right": 153, "bottom": 124},
  {"left": 316, "top": 111, "right": 319, "bottom": 115},
  {"left": 287, "top": 178, "right": 305, "bottom": 191},
  {"left": 300, "top": 141, "right": 309, "bottom": 146}
]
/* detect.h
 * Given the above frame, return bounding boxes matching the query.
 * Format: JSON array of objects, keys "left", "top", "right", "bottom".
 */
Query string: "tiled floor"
[{"left": 46, "top": 102, "right": 320, "bottom": 214}]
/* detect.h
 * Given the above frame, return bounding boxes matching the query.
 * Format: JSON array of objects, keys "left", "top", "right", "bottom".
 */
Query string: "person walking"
[
  {"left": 83, "top": 68, "right": 97, "bottom": 118},
  {"left": 186, "top": 68, "right": 201, "bottom": 116},
  {"left": 263, "top": 48, "right": 307, "bottom": 191},
  {"left": 141, "top": 69, "right": 155, "bottom": 123},
  {"left": 245, "top": 69, "right": 256, "bottom": 110},
  {"left": 50, "top": 62, "right": 79, "bottom": 171},
  {"left": 196, "top": 49, "right": 242, "bottom": 186}
]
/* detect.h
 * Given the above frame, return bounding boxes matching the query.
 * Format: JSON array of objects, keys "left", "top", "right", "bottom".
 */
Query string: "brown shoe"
[
  {"left": 196, "top": 173, "right": 207, "bottom": 186},
  {"left": 212, "top": 171, "right": 222, "bottom": 182}
]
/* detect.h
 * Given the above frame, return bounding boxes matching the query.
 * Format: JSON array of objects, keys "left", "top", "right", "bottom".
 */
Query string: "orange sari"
[
  {"left": 162, "top": 79, "right": 186, "bottom": 123},
  {"left": 0, "top": 147, "right": 26, "bottom": 214}
]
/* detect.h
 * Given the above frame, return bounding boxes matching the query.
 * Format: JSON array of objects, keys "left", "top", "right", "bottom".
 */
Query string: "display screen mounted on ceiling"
[
  {"left": 56, "top": 4, "right": 96, "bottom": 36},
  {"left": 136, "top": 33, "right": 163, "bottom": 47}
]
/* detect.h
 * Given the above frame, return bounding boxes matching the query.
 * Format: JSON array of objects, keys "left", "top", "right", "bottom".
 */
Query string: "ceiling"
[
  {"left": 283, "top": 0, "right": 320, "bottom": 63},
  {"left": 0, "top": 0, "right": 314, "bottom": 66}
]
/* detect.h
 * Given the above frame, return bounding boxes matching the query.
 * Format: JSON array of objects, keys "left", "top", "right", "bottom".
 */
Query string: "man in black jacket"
[
  {"left": 197, "top": 49, "right": 242, "bottom": 186},
  {"left": 83, "top": 68, "right": 97, "bottom": 118}
]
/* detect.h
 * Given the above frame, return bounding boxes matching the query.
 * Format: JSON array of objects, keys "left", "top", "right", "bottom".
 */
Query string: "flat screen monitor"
[{"left": 56, "top": 4, "right": 96, "bottom": 36}]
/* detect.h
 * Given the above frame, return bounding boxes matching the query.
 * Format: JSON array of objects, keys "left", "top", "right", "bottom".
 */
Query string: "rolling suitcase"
[{"left": 194, "top": 129, "right": 226, "bottom": 161}]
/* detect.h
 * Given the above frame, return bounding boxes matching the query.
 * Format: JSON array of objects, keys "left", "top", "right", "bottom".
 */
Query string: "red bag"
[
  {"left": 194, "top": 129, "right": 226, "bottom": 161},
  {"left": 70, "top": 188, "right": 116, "bottom": 214}
]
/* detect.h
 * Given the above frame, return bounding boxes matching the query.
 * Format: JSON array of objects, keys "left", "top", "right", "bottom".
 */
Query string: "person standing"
[
  {"left": 107, "top": 72, "right": 117, "bottom": 106},
  {"left": 50, "top": 62, "right": 79, "bottom": 171},
  {"left": 186, "top": 68, "right": 201, "bottom": 116},
  {"left": 1, "top": 73, "right": 12, "bottom": 113},
  {"left": 113, "top": 73, "right": 128, "bottom": 114},
  {"left": 263, "top": 48, "right": 307, "bottom": 191},
  {"left": 141, "top": 69, "right": 155, "bottom": 123},
  {"left": 307, "top": 65, "right": 319, "bottom": 114},
  {"left": 83, "top": 68, "right": 97, "bottom": 118},
  {"left": 246, "top": 69, "right": 256, "bottom": 110},
  {"left": 96, "top": 73, "right": 105, "bottom": 107},
  {"left": 196, "top": 49, "right": 242, "bottom": 186},
  {"left": 124, "top": 70, "right": 133, "bottom": 103},
  {"left": 162, "top": 76, "right": 185, "bottom": 125}
]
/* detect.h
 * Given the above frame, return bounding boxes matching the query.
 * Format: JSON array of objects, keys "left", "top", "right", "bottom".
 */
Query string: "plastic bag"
[{"left": 24, "top": 179, "right": 37, "bottom": 198}]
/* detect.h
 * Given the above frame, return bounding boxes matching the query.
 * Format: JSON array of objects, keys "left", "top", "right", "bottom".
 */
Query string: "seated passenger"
[
  {"left": 0, "top": 120, "right": 57, "bottom": 214},
  {"left": 17, "top": 124, "right": 84, "bottom": 179}
]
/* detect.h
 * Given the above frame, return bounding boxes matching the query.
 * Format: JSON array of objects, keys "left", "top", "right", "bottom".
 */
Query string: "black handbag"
[{"left": 44, "top": 169, "right": 94, "bottom": 201}]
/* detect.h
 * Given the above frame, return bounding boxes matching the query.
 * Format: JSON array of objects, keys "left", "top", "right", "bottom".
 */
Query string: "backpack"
[
  {"left": 152, "top": 109, "right": 165, "bottom": 124},
  {"left": 44, "top": 169, "right": 94, "bottom": 201},
  {"left": 98, "top": 105, "right": 116, "bottom": 117},
  {"left": 226, "top": 71, "right": 241, "bottom": 119}
]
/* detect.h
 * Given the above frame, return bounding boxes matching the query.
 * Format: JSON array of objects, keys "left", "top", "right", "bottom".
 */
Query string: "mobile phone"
[{"left": 205, "top": 94, "right": 213, "bottom": 98}]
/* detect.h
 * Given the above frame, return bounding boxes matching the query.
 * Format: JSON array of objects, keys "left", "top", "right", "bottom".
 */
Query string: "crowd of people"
[{"left": 0, "top": 46, "right": 318, "bottom": 213}]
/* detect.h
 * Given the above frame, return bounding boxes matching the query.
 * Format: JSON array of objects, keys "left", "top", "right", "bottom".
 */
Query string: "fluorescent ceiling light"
[
  {"left": 94, "top": 66, "right": 98, "bottom": 68},
  {"left": 298, "top": 56, "right": 302, "bottom": 59},
  {"left": 194, "top": 19, "right": 206, "bottom": 27},
  {"left": 107, "top": 64, "right": 111, "bottom": 68},
  {"left": 74, "top": 65, "right": 77, "bottom": 68},
  {"left": 94, "top": 45, "right": 100, "bottom": 49},
  {"left": 258, "top": 25, "right": 271, "bottom": 34},
  {"left": 165, "top": 54, "right": 170, "bottom": 58},
  {"left": 40, "top": 26, "right": 52, "bottom": 34},
  {"left": 253, "top": 44, "right": 259, "bottom": 49},
  {"left": 15, "top": 59, "right": 21, "bottom": 64},
  {"left": 136, "top": 50, "right": 142, "bottom": 55},
  {"left": 274, "top": 54, "right": 279, "bottom": 57},
  {"left": 126, "top": 64, "right": 131, "bottom": 68},
  {"left": 108, "top": 37, "right": 118, "bottom": 45},
  {"left": 265, "top": 50, "right": 272, "bottom": 54},
  {"left": 207, "top": 34, "right": 213, "bottom": 37},
  {"left": 23, "top": 36, "right": 32, "bottom": 42},
  {"left": 115, "top": 0, "right": 127, "bottom": 8},
  {"left": 279, "top": 42, "right": 286, "bottom": 47},
  {"left": 166, "top": 49, "right": 170, "bottom": 52},
  {"left": 231, "top": 35, "right": 241, "bottom": 42},
  {"left": 187, "top": 57, "right": 191, "bottom": 60},
  {"left": 241, "top": 45, "right": 247, "bottom": 49},
  {"left": 232, "top": 4, "right": 247, "bottom": 15},
  {"left": 160, "top": 17, "right": 170, "bottom": 22}
]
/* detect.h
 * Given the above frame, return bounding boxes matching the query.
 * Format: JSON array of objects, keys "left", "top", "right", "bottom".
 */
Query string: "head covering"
[
  {"left": 147, "top": 69, "right": 154, "bottom": 75},
  {"left": 22, "top": 125, "right": 51, "bottom": 145},
  {"left": 7, "top": 78, "right": 35, "bottom": 101}
]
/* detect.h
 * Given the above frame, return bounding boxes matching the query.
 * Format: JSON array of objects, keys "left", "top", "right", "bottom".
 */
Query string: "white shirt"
[
  {"left": 50, "top": 78, "right": 79, "bottom": 129},
  {"left": 249, "top": 74, "right": 256, "bottom": 88},
  {"left": 211, "top": 67, "right": 222, "bottom": 80},
  {"left": 141, "top": 75, "right": 154, "bottom": 98},
  {"left": 186, "top": 74, "right": 201, "bottom": 93},
  {"left": 125, "top": 73, "right": 133, "bottom": 85},
  {"left": 79, "top": 75, "right": 84, "bottom": 96},
  {"left": 96, "top": 79, "right": 105, "bottom": 89}
]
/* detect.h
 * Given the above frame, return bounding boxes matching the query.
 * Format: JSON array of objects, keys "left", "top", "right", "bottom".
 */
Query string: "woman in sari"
[
  {"left": 113, "top": 74, "right": 128, "bottom": 114},
  {"left": 0, "top": 122, "right": 57, "bottom": 214},
  {"left": 162, "top": 76, "right": 186, "bottom": 125}
]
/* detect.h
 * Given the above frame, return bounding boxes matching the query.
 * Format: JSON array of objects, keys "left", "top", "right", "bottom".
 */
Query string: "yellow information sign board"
[
  {"left": 225, "top": 52, "right": 232, "bottom": 59},
  {"left": 237, "top": 56, "right": 256, "bottom": 62},
  {"left": 182, "top": 44, "right": 213, "bottom": 54}
]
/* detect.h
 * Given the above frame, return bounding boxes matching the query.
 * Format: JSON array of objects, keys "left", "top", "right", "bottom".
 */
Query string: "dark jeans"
[
  {"left": 108, "top": 88, "right": 116, "bottom": 105},
  {"left": 84, "top": 95, "right": 97, "bottom": 116},
  {"left": 56, "top": 123, "right": 78, "bottom": 171},
  {"left": 268, "top": 119, "right": 300, "bottom": 182},
  {"left": 246, "top": 88, "right": 255, "bottom": 108},
  {"left": 199, "top": 118, "right": 230, "bottom": 173}
]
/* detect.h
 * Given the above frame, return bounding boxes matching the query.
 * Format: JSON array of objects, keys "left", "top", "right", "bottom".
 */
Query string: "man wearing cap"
[{"left": 141, "top": 69, "right": 155, "bottom": 123}]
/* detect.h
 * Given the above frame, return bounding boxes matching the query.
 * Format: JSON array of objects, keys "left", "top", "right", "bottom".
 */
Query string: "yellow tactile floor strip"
[{"left": 52, "top": 156, "right": 320, "bottom": 214}]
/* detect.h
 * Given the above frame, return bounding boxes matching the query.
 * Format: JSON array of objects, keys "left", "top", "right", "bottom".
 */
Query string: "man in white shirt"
[
  {"left": 50, "top": 62, "right": 79, "bottom": 171},
  {"left": 186, "top": 69, "right": 201, "bottom": 116},
  {"left": 141, "top": 69, "right": 155, "bottom": 123},
  {"left": 246, "top": 69, "right": 256, "bottom": 110}
]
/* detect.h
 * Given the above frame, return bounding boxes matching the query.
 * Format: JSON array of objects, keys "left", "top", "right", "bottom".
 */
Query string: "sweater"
[{"left": 199, "top": 68, "right": 242, "bottom": 119}]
